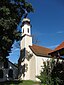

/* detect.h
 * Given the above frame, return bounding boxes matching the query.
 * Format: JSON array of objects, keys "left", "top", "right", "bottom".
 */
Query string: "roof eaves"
[
  {"left": 49, "top": 48, "right": 64, "bottom": 55},
  {"left": 8, "top": 60, "right": 18, "bottom": 68}
]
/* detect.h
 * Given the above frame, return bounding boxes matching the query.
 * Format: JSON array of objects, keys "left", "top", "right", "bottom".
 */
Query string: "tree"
[
  {"left": 0, "top": 0, "right": 34, "bottom": 58},
  {"left": 51, "top": 59, "right": 64, "bottom": 85},
  {"left": 37, "top": 59, "right": 54, "bottom": 85},
  {"left": 37, "top": 59, "right": 64, "bottom": 85}
]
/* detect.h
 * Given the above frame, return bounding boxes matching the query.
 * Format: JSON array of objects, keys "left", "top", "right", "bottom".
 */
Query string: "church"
[
  {"left": 0, "top": 18, "right": 64, "bottom": 82},
  {"left": 18, "top": 18, "right": 52, "bottom": 81}
]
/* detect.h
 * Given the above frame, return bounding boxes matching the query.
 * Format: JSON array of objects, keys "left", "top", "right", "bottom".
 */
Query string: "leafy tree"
[
  {"left": 51, "top": 59, "right": 64, "bottom": 85},
  {"left": 37, "top": 60, "right": 54, "bottom": 85},
  {"left": 0, "top": 0, "right": 34, "bottom": 59},
  {"left": 37, "top": 59, "right": 64, "bottom": 85}
]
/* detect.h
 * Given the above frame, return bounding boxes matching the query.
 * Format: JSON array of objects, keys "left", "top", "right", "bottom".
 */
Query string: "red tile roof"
[
  {"left": 48, "top": 41, "right": 64, "bottom": 54},
  {"left": 29, "top": 44, "right": 52, "bottom": 57},
  {"left": 54, "top": 41, "right": 64, "bottom": 51}
]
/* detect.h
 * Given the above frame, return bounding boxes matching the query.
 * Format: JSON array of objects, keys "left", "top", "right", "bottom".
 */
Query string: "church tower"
[
  {"left": 22, "top": 18, "right": 31, "bottom": 36},
  {"left": 19, "top": 18, "right": 32, "bottom": 80},
  {"left": 20, "top": 18, "right": 32, "bottom": 50},
  {"left": 18, "top": 18, "right": 52, "bottom": 81}
]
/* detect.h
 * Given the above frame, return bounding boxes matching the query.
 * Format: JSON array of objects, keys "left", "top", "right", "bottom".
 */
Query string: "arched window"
[
  {"left": 23, "top": 29, "right": 24, "bottom": 33},
  {"left": 8, "top": 69, "right": 13, "bottom": 78},
  {"left": 27, "top": 28, "right": 29, "bottom": 33},
  {"left": 0, "top": 69, "right": 3, "bottom": 78}
]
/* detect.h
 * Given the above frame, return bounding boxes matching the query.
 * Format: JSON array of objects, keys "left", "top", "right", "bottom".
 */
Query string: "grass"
[
  {"left": 0, "top": 80, "right": 37, "bottom": 85},
  {"left": 19, "top": 80, "right": 34, "bottom": 85}
]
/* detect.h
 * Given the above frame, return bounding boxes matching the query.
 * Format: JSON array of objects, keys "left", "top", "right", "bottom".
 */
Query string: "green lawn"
[
  {"left": 19, "top": 80, "right": 34, "bottom": 85},
  {"left": 0, "top": 80, "right": 39, "bottom": 85}
]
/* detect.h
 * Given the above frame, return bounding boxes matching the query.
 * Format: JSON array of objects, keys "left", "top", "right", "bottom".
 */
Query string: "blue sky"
[{"left": 9, "top": 0, "right": 64, "bottom": 63}]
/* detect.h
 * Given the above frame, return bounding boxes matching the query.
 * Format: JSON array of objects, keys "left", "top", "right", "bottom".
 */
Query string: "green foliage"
[
  {"left": 37, "top": 59, "right": 64, "bottom": 85},
  {"left": 37, "top": 60, "right": 54, "bottom": 85},
  {"left": 19, "top": 80, "right": 34, "bottom": 85},
  {"left": 51, "top": 59, "right": 64, "bottom": 85},
  {"left": 0, "top": 0, "right": 34, "bottom": 58}
]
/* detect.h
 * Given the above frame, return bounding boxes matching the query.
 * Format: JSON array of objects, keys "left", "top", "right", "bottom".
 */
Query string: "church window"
[
  {"left": 8, "top": 69, "right": 13, "bottom": 78},
  {"left": 27, "top": 28, "right": 29, "bottom": 33},
  {"left": 0, "top": 69, "right": 3, "bottom": 78}
]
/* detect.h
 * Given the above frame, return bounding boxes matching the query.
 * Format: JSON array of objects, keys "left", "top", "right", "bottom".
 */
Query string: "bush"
[{"left": 37, "top": 59, "right": 64, "bottom": 85}]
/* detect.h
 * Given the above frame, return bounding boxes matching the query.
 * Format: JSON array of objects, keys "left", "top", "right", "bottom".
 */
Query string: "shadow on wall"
[{"left": 18, "top": 48, "right": 33, "bottom": 79}]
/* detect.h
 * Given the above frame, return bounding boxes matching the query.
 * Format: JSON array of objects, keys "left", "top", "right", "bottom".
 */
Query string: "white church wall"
[
  {"left": 20, "top": 35, "right": 32, "bottom": 50},
  {"left": 20, "top": 57, "right": 30, "bottom": 80},
  {"left": 24, "top": 58, "right": 30, "bottom": 80},
  {"left": 25, "top": 35, "right": 32, "bottom": 50},
  {"left": 35, "top": 56, "right": 50, "bottom": 81},
  {"left": 29, "top": 54, "right": 36, "bottom": 81}
]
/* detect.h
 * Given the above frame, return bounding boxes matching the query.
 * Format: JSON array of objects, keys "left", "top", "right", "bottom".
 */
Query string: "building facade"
[
  {"left": 0, "top": 58, "right": 18, "bottom": 82},
  {"left": 18, "top": 18, "right": 52, "bottom": 81}
]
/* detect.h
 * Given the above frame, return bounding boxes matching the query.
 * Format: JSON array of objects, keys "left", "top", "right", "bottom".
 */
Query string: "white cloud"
[{"left": 56, "top": 31, "right": 64, "bottom": 34}]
